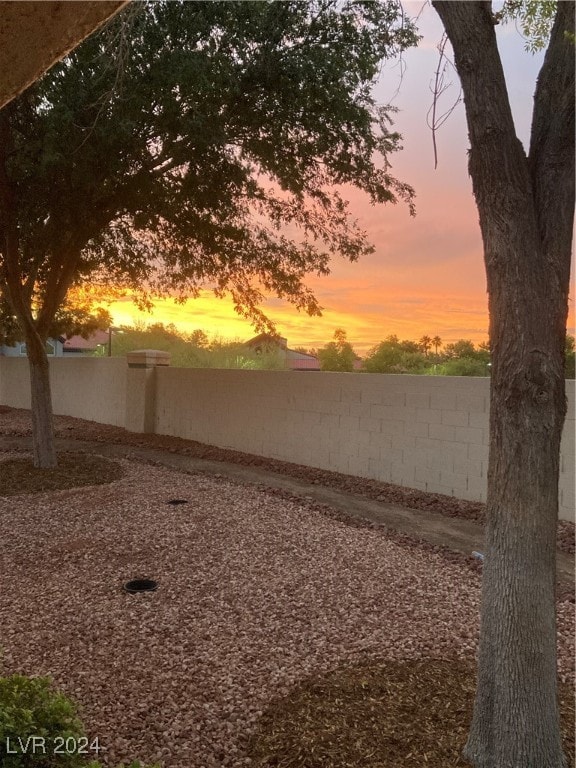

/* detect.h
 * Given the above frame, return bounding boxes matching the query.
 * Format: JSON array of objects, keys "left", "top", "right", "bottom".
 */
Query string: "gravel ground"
[
  {"left": 0, "top": 451, "right": 574, "bottom": 768},
  {"left": 0, "top": 407, "right": 573, "bottom": 554}
]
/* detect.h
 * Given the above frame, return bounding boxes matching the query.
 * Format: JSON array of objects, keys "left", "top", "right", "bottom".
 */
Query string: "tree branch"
[
  {"left": 431, "top": 1, "right": 534, "bottom": 245},
  {"left": 426, "top": 32, "right": 461, "bottom": 169},
  {"left": 35, "top": 254, "right": 82, "bottom": 338},
  {"left": 529, "top": 0, "right": 575, "bottom": 287}
]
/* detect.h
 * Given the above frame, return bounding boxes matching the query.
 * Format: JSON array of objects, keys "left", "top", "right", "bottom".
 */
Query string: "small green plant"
[
  {"left": 84, "top": 760, "right": 160, "bottom": 768},
  {"left": 0, "top": 675, "right": 84, "bottom": 767},
  {"left": 0, "top": 675, "right": 159, "bottom": 768}
]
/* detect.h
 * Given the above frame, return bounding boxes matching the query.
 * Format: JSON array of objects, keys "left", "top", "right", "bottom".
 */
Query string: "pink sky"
[{"left": 109, "top": 2, "right": 575, "bottom": 355}]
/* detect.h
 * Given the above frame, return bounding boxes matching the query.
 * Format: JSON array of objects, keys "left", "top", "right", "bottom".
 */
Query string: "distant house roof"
[
  {"left": 245, "top": 333, "right": 321, "bottom": 371},
  {"left": 246, "top": 333, "right": 288, "bottom": 351},
  {"left": 285, "top": 349, "right": 321, "bottom": 371},
  {"left": 63, "top": 329, "right": 109, "bottom": 352},
  {"left": 0, "top": 337, "right": 64, "bottom": 357}
]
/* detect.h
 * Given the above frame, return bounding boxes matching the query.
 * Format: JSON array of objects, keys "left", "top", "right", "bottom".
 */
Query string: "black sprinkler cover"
[{"left": 124, "top": 579, "right": 158, "bottom": 593}]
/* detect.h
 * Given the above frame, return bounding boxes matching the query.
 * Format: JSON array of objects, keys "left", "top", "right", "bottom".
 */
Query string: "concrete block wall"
[
  {"left": 155, "top": 369, "right": 575, "bottom": 521},
  {"left": 0, "top": 356, "right": 126, "bottom": 427},
  {"left": 0, "top": 356, "right": 574, "bottom": 521},
  {"left": 155, "top": 370, "right": 492, "bottom": 500},
  {"left": 50, "top": 357, "right": 127, "bottom": 426},
  {"left": 0, "top": 357, "right": 30, "bottom": 410}
]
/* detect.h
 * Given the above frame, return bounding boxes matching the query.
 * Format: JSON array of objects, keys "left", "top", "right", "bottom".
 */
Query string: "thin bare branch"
[{"left": 426, "top": 32, "right": 462, "bottom": 169}]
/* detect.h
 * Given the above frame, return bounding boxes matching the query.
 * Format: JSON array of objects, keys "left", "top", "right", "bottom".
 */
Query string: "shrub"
[
  {"left": 0, "top": 675, "right": 84, "bottom": 768},
  {"left": 440, "top": 357, "right": 490, "bottom": 377},
  {"left": 0, "top": 675, "right": 158, "bottom": 768}
]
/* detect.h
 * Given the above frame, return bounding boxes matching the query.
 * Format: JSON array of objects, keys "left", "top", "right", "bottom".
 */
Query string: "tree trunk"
[
  {"left": 25, "top": 326, "right": 57, "bottom": 468},
  {"left": 1, "top": 106, "right": 60, "bottom": 468},
  {"left": 466, "top": 242, "right": 566, "bottom": 768},
  {"left": 431, "top": 2, "right": 574, "bottom": 767}
]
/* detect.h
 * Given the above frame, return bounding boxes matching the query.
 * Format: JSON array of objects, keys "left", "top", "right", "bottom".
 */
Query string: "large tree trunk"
[
  {"left": 25, "top": 326, "right": 58, "bottom": 468},
  {"left": 431, "top": 2, "right": 574, "bottom": 767}
]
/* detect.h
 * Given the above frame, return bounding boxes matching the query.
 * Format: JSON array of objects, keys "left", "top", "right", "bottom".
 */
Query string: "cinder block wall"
[
  {"left": 0, "top": 357, "right": 30, "bottom": 409},
  {"left": 1, "top": 357, "right": 574, "bottom": 521},
  {"left": 155, "top": 369, "right": 575, "bottom": 522},
  {"left": 50, "top": 358, "right": 126, "bottom": 426},
  {"left": 0, "top": 357, "right": 126, "bottom": 427}
]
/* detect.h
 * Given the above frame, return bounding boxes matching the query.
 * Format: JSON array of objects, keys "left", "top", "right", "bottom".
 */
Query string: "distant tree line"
[
  {"left": 363, "top": 335, "right": 492, "bottom": 376},
  {"left": 314, "top": 330, "right": 575, "bottom": 378},
  {"left": 316, "top": 328, "right": 358, "bottom": 372},
  {"left": 97, "top": 322, "right": 576, "bottom": 378},
  {"left": 103, "top": 322, "right": 286, "bottom": 370}
]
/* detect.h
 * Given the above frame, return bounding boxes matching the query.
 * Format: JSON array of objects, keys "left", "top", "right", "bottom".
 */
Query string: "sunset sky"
[{"left": 107, "top": 2, "right": 575, "bottom": 355}]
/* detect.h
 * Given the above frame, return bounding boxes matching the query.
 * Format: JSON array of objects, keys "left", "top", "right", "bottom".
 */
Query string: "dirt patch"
[
  {"left": 0, "top": 452, "right": 124, "bottom": 496},
  {"left": 248, "top": 659, "right": 575, "bottom": 768}
]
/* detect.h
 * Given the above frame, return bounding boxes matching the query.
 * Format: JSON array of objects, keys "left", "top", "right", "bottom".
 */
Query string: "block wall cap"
[{"left": 127, "top": 349, "right": 171, "bottom": 367}]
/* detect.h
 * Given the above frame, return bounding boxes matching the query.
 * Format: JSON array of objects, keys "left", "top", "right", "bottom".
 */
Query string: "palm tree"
[
  {"left": 432, "top": 335, "right": 442, "bottom": 355},
  {"left": 419, "top": 335, "right": 432, "bottom": 356}
]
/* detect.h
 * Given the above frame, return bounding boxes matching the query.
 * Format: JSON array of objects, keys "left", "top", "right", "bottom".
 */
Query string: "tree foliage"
[
  {"left": 364, "top": 334, "right": 426, "bottom": 373},
  {"left": 105, "top": 322, "right": 287, "bottom": 369},
  {"left": 439, "top": 356, "right": 489, "bottom": 377},
  {"left": 0, "top": 0, "right": 418, "bottom": 465},
  {"left": 0, "top": 300, "right": 111, "bottom": 347},
  {"left": 442, "top": 339, "right": 475, "bottom": 359},
  {"left": 500, "top": 0, "right": 557, "bottom": 52},
  {"left": 317, "top": 328, "right": 357, "bottom": 371},
  {"left": 1, "top": 0, "right": 418, "bottom": 335},
  {"left": 418, "top": 334, "right": 432, "bottom": 356}
]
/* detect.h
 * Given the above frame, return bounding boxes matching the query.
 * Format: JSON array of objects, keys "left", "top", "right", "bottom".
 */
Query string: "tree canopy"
[
  {"left": 364, "top": 334, "right": 425, "bottom": 373},
  {"left": 0, "top": 0, "right": 418, "bottom": 466},
  {"left": 0, "top": 0, "right": 417, "bottom": 337},
  {"left": 317, "top": 328, "right": 357, "bottom": 371},
  {"left": 0, "top": 287, "right": 112, "bottom": 347}
]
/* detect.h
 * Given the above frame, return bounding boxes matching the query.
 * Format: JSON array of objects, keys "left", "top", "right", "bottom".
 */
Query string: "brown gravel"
[
  {"left": 0, "top": 450, "right": 573, "bottom": 768},
  {"left": 0, "top": 407, "right": 574, "bottom": 768},
  {"left": 0, "top": 407, "right": 573, "bottom": 554}
]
